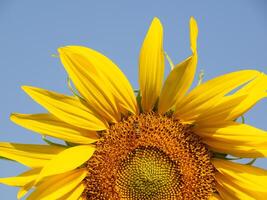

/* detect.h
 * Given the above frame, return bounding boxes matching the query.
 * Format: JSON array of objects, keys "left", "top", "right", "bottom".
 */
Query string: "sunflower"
[{"left": 1, "top": 17, "right": 267, "bottom": 200}]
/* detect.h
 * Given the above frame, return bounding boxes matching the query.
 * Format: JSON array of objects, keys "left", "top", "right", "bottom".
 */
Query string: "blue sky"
[{"left": 0, "top": 0, "right": 266, "bottom": 199}]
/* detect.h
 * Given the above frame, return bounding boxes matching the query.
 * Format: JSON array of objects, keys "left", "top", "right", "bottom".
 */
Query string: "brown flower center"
[{"left": 83, "top": 112, "right": 216, "bottom": 200}]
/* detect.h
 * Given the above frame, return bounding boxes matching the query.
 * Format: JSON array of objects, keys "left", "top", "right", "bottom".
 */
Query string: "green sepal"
[
  {"left": 241, "top": 115, "right": 245, "bottom": 124},
  {"left": 197, "top": 70, "right": 204, "bottom": 85},
  {"left": 136, "top": 90, "right": 143, "bottom": 113},
  {"left": 0, "top": 156, "right": 12, "bottom": 161},
  {"left": 213, "top": 152, "right": 228, "bottom": 159},
  {"left": 67, "top": 77, "right": 85, "bottom": 100},
  {"left": 42, "top": 135, "right": 66, "bottom": 147},
  {"left": 64, "top": 141, "right": 77, "bottom": 147},
  {"left": 245, "top": 158, "right": 257, "bottom": 166},
  {"left": 164, "top": 51, "right": 175, "bottom": 70},
  {"left": 51, "top": 54, "right": 59, "bottom": 58},
  {"left": 234, "top": 115, "right": 245, "bottom": 123}
]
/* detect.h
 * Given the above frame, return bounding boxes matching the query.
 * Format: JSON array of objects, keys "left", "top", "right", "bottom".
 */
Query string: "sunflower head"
[
  {"left": 84, "top": 113, "right": 215, "bottom": 199},
  {"left": 0, "top": 16, "right": 266, "bottom": 200}
]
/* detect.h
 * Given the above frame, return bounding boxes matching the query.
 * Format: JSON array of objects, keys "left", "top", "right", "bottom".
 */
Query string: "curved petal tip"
[{"left": 190, "top": 16, "right": 198, "bottom": 53}]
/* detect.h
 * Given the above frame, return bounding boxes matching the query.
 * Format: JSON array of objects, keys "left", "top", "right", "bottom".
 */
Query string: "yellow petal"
[
  {"left": 158, "top": 56, "right": 198, "bottom": 114},
  {"left": 35, "top": 145, "right": 94, "bottom": 184},
  {"left": 216, "top": 181, "right": 252, "bottom": 200},
  {"left": 22, "top": 86, "right": 107, "bottom": 131},
  {"left": 18, "top": 181, "right": 34, "bottom": 199},
  {"left": 174, "top": 70, "right": 260, "bottom": 122},
  {"left": 194, "top": 94, "right": 248, "bottom": 126},
  {"left": 59, "top": 46, "right": 138, "bottom": 116},
  {"left": 0, "top": 142, "right": 65, "bottom": 168},
  {"left": 158, "top": 18, "right": 198, "bottom": 113},
  {"left": 58, "top": 183, "right": 85, "bottom": 200},
  {"left": 196, "top": 122, "right": 267, "bottom": 158},
  {"left": 0, "top": 168, "right": 40, "bottom": 187},
  {"left": 208, "top": 193, "right": 222, "bottom": 200},
  {"left": 27, "top": 168, "right": 87, "bottom": 200},
  {"left": 224, "top": 73, "right": 267, "bottom": 121},
  {"left": 11, "top": 113, "right": 98, "bottom": 144},
  {"left": 139, "top": 17, "right": 164, "bottom": 112},
  {"left": 189, "top": 17, "right": 198, "bottom": 53},
  {"left": 205, "top": 139, "right": 267, "bottom": 158},
  {"left": 213, "top": 159, "right": 267, "bottom": 199},
  {"left": 59, "top": 48, "right": 120, "bottom": 123},
  {"left": 195, "top": 73, "right": 267, "bottom": 125}
]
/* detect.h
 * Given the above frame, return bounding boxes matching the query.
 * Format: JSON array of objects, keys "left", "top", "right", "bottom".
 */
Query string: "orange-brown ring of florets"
[{"left": 83, "top": 112, "right": 216, "bottom": 200}]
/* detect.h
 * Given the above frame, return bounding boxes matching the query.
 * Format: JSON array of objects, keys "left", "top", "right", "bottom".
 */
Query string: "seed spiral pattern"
[{"left": 116, "top": 146, "right": 181, "bottom": 200}]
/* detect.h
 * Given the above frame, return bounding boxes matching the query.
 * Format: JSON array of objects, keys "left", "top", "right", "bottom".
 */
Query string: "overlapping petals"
[
  {"left": 174, "top": 70, "right": 261, "bottom": 123},
  {"left": 11, "top": 113, "right": 98, "bottom": 144},
  {"left": 0, "top": 144, "right": 94, "bottom": 199},
  {"left": 0, "top": 142, "right": 65, "bottom": 168},
  {"left": 59, "top": 46, "right": 138, "bottom": 122},
  {"left": 0, "top": 168, "right": 40, "bottom": 187},
  {"left": 158, "top": 17, "right": 198, "bottom": 113},
  {"left": 58, "top": 183, "right": 85, "bottom": 200},
  {"left": 195, "top": 73, "right": 267, "bottom": 126},
  {"left": 195, "top": 122, "right": 267, "bottom": 158},
  {"left": 27, "top": 168, "right": 87, "bottom": 200},
  {"left": 34, "top": 145, "right": 95, "bottom": 184},
  {"left": 213, "top": 159, "right": 267, "bottom": 200},
  {"left": 22, "top": 86, "right": 107, "bottom": 130}
]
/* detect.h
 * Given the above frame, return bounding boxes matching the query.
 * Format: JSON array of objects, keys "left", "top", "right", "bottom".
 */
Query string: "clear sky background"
[{"left": 0, "top": 0, "right": 266, "bottom": 199}]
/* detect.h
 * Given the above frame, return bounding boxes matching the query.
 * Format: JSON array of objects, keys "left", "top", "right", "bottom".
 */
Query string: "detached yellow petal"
[
  {"left": 22, "top": 86, "right": 107, "bottom": 131},
  {"left": 35, "top": 145, "right": 94, "bottom": 184},
  {"left": 28, "top": 168, "right": 87, "bottom": 200},
  {"left": 0, "top": 142, "right": 64, "bottom": 168},
  {"left": 0, "top": 168, "right": 40, "bottom": 187},
  {"left": 175, "top": 70, "right": 260, "bottom": 122},
  {"left": 195, "top": 122, "right": 267, "bottom": 158},
  {"left": 11, "top": 113, "right": 98, "bottom": 144},
  {"left": 213, "top": 159, "right": 267, "bottom": 199},
  {"left": 59, "top": 48, "right": 120, "bottom": 123},
  {"left": 158, "top": 17, "right": 198, "bottom": 113},
  {"left": 139, "top": 17, "right": 164, "bottom": 112},
  {"left": 59, "top": 46, "right": 138, "bottom": 115}
]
